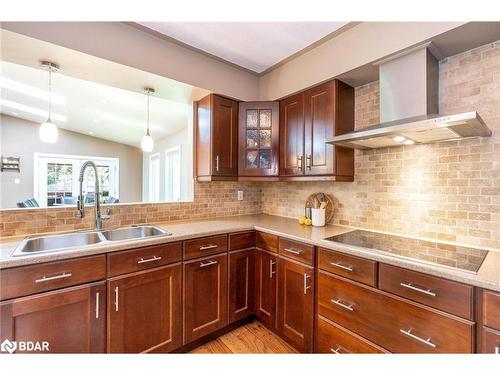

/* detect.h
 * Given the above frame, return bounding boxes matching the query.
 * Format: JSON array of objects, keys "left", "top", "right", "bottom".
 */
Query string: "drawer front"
[
  {"left": 318, "top": 248, "right": 377, "bottom": 286},
  {"left": 482, "top": 289, "right": 500, "bottom": 331},
  {"left": 183, "top": 234, "right": 228, "bottom": 260},
  {"left": 317, "top": 271, "right": 474, "bottom": 353},
  {"left": 0, "top": 255, "right": 106, "bottom": 301},
  {"left": 255, "top": 231, "right": 278, "bottom": 253},
  {"left": 480, "top": 326, "right": 500, "bottom": 354},
  {"left": 279, "top": 237, "right": 314, "bottom": 265},
  {"left": 316, "top": 315, "right": 388, "bottom": 354},
  {"left": 379, "top": 264, "right": 473, "bottom": 320},
  {"left": 229, "top": 231, "right": 255, "bottom": 251},
  {"left": 107, "top": 242, "right": 182, "bottom": 277}
]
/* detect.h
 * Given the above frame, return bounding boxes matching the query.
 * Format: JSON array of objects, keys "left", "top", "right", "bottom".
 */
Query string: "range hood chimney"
[{"left": 326, "top": 43, "right": 491, "bottom": 149}]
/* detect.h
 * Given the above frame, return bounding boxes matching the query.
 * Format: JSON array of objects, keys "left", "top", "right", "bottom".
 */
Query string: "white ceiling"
[
  {"left": 0, "top": 61, "right": 194, "bottom": 147},
  {"left": 138, "top": 22, "right": 349, "bottom": 74}
]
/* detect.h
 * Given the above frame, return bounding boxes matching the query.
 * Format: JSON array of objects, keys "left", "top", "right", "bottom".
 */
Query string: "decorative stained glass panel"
[
  {"left": 259, "top": 130, "right": 271, "bottom": 148},
  {"left": 259, "top": 109, "right": 271, "bottom": 128},
  {"left": 246, "top": 110, "right": 258, "bottom": 128},
  {"left": 246, "top": 130, "right": 258, "bottom": 148},
  {"left": 246, "top": 151, "right": 259, "bottom": 168},
  {"left": 259, "top": 149, "right": 271, "bottom": 169}
]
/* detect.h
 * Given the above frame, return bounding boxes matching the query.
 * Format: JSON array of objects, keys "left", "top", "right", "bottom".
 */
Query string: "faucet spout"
[{"left": 77, "top": 161, "right": 109, "bottom": 230}]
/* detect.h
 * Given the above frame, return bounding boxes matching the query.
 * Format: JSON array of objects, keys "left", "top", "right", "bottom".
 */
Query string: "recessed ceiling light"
[
  {"left": 0, "top": 77, "right": 66, "bottom": 105},
  {"left": 404, "top": 139, "right": 415, "bottom": 145},
  {"left": 89, "top": 131, "right": 94, "bottom": 135},
  {"left": 11, "top": 112, "right": 18, "bottom": 116},
  {"left": 393, "top": 136, "right": 406, "bottom": 142},
  {"left": 0, "top": 99, "right": 67, "bottom": 122}
]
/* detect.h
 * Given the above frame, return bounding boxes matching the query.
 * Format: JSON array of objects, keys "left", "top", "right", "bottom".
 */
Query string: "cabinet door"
[
  {"left": 229, "top": 249, "right": 255, "bottom": 323},
  {"left": 184, "top": 253, "right": 228, "bottom": 343},
  {"left": 280, "top": 92, "right": 304, "bottom": 176},
  {"left": 0, "top": 282, "right": 105, "bottom": 353},
  {"left": 277, "top": 258, "right": 314, "bottom": 352},
  {"left": 255, "top": 250, "right": 278, "bottom": 328},
  {"left": 108, "top": 264, "right": 182, "bottom": 353},
  {"left": 238, "top": 102, "right": 279, "bottom": 176},
  {"left": 212, "top": 95, "right": 238, "bottom": 176}
]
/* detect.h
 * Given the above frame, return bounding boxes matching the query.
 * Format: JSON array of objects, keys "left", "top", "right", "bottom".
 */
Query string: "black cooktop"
[{"left": 324, "top": 230, "right": 488, "bottom": 273}]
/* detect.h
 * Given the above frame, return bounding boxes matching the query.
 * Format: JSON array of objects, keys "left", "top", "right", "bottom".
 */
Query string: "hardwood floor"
[{"left": 190, "top": 320, "right": 297, "bottom": 354}]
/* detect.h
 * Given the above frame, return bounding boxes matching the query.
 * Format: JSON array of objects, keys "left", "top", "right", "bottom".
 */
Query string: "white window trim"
[
  {"left": 165, "top": 145, "right": 182, "bottom": 202},
  {"left": 148, "top": 152, "right": 161, "bottom": 202}
]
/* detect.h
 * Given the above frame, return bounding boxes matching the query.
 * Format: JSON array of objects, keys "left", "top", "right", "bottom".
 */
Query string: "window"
[
  {"left": 34, "top": 153, "right": 119, "bottom": 207},
  {"left": 148, "top": 153, "right": 160, "bottom": 202},
  {"left": 165, "top": 146, "right": 181, "bottom": 202}
]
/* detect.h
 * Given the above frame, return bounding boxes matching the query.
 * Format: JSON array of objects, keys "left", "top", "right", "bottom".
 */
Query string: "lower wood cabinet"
[
  {"left": 255, "top": 249, "right": 278, "bottom": 328},
  {"left": 277, "top": 258, "right": 314, "bottom": 353},
  {"left": 229, "top": 249, "right": 255, "bottom": 323},
  {"left": 0, "top": 281, "right": 106, "bottom": 353},
  {"left": 107, "top": 264, "right": 182, "bottom": 353},
  {"left": 479, "top": 326, "right": 500, "bottom": 353},
  {"left": 184, "top": 252, "right": 228, "bottom": 343}
]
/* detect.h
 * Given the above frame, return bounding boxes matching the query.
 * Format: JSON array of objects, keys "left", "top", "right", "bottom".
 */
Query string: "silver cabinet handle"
[
  {"left": 400, "top": 328, "right": 436, "bottom": 348},
  {"left": 200, "top": 244, "right": 218, "bottom": 251},
  {"left": 330, "top": 346, "right": 346, "bottom": 354},
  {"left": 269, "top": 259, "right": 276, "bottom": 278},
  {"left": 137, "top": 255, "right": 162, "bottom": 264},
  {"left": 200, "top": 260, "right": 218, "bottom": 268},
  {"left": 306, "top": 155, "right": 311, "bottom": 170},
  {"left": 114, "top": 286, "right": 119, "bottom": 312},
  {"left": 35, "top": 272, "right": 72, "bottom": 283},
  {"left": 215, "top": 155, "right": 219, "bottom": 172},
  {"left": 297, "top": 156, "right": 303, "bottom": 171},
  {"left": 303, "top": 273, "right": 311, "bottom": 295},
  {"left": 330, "top": 262, "right": 354, "bottom": 272},
  {"left": 495, "top": 347, "right": 500, "bottom": 354},
  {"left": 331, "top": 299, "right": 354, "bottom": 311},
  {"left": 400, "top": 282, "right": 436, "bottom": 297},
  {"left": 284, "top": 247, "right": 303, "bottom": 255},
  {"left": 95, "top": 292, "right": 100, "bottom": 319}
]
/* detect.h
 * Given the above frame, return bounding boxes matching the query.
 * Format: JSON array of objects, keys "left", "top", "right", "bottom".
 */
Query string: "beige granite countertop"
[{"left": 1, "top": 214, "right": 500, "bottom": 292}]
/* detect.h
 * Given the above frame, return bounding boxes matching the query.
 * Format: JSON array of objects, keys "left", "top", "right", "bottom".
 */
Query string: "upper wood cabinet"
[
  {"left": 280, "top": 79, "right": 354, "bottom": 180},
  {"left": 195, "top": 94, "right": 239, "bottom": 181},
  {"left": 238, "top": 101, "right": 280, "bottom": 177},
  {"left": 0, "top": 282, "right": 106, "bottom": 353}
]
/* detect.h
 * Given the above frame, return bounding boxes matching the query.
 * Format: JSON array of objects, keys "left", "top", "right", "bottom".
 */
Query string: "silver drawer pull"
[
  {"left": 331, "top": 299, "right": 354, "bottom": 311},
  {"left": 269, "top": 259, "right": 276, "bottom": 278},
  {"left": 284, "top": 247, "right": 303, "bottom": 255},
  {"left": 400, "top": 328, "right": 436, "bottom": 348},
  {"left": 137, "top": 255, "right": 162, "bottom": 264},
  {"left": 495, "top": 347, "right": 500, "bottom": 354},
  {"left": 35, "top": 272, "right": 72, "bottom": 283},
  {"left": 200, "top": 260, "right": 218, "bottom": 268},
  {"left": 114, "top": 286, "right": 119, "bottom": 312},
  {"left": 330, "top": 262, "right": 353, "bottom": 272},
  {"left": 95, "top": 292, "right": 100, "bottom": 319},
  {"left": 330, "top": 346, "right": 346, "bottom": 354},
  {"left": 400, "top": 282, "right": 436, "bottom": 297},
  {"left": 199, "top": 244, "right": 218, "bottom": 251}
]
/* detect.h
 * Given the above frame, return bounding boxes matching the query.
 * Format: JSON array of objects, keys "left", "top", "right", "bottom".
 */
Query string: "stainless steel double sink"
[{"left": 12, "top": 225, "right": 171, "bottom": 257}]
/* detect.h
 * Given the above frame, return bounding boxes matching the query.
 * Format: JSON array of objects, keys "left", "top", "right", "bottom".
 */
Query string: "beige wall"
[
  {"left": 259, "top": 22, "right": 465, "bottom": 100},
  {"left": 261, "top": 41, "right": 500, "bottom": 249},
  {"left": 0, "top": 115, "right": 143, "bottom": 208}
]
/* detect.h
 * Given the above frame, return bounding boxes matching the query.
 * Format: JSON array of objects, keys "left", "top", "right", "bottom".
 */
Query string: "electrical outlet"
[{"left": 237, "top": 190, "right": 244, "bottom": 201}]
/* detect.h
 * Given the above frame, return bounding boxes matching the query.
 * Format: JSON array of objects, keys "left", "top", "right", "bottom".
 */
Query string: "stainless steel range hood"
[{"left": 326, "top": 44, "right": 492, "bottom": 149}]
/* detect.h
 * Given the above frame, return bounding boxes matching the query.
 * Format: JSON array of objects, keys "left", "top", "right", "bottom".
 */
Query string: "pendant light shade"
[
  {"left": 141, "top": 87, "right": 155, "bottom": 152},
  {"left": 39, "top": 61, "right": 59, "bottom": 143}
]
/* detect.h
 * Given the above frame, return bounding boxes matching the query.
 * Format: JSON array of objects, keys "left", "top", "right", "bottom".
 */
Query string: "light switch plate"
[{"left": 237, "top": 190, "right": 244, "bottom": 201}]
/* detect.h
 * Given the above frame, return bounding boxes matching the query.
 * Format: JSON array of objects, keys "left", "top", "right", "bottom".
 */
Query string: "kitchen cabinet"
[
  {"left": 0, "top": 282, "right": 105, "bottom": 353},
  {"left": 229, "top": 248, "right": 255, "bottom": 323},
  {"left": 255, "top": 249, "right": 278, "bottom": 328},
  {"left": 184, "top": 252, "right": 228, "bottom": 343},
  {"left": 279, "top": 79, "right": 354, "bottom": 180},
  {"left": 107, "top": 264, "right": 182, "bottom": 353},
  {"left": 238, "top": 101, "right": 280, "bottom": 178},
  {"left": 195, "top": 94, "right": 238, "bottom": 181},
  {"left": 277, "top": 258, "right": 314, "bottom": 352}
]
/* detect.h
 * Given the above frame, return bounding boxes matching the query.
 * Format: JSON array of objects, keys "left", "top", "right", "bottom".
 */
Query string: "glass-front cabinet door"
[{"left": 238, "top": 102, "right": 279, "bottom": 177}]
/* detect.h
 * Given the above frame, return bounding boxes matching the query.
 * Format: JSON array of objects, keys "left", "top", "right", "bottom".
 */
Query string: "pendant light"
[
  {"left": 39, "top": 61, "right": 59, "bottom": 143},
  {"left": 141, "top": 87, "right": 155, "bottom": 152}
]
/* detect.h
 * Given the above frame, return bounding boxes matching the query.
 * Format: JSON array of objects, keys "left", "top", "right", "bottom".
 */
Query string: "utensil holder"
[{"left": 311, "top": 208, "right": 326, "bottom": 227}]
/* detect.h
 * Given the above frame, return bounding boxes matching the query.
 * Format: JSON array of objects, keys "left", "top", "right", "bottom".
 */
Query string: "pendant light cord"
[
  {"left": 146, "top": 90, "right": 150, "bottom": 136},
  {"left": 47, "top": 67, "right": 52, "bottom": 122}
]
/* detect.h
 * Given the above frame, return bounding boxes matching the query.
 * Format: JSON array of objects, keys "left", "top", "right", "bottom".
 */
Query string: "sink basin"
[
  {"left": 11, "top": 225, "right": 171, "bottom": 257},
  {"left": 12, "top": 231, "right": 105, "bottom": 256},
  {"left": 101, "top": 225, "right": 170, "bottom": 241}
]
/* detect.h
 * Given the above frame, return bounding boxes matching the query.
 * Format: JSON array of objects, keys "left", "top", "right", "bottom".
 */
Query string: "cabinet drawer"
[
  {"left": 0, "top": 255, "right": 106, "bottom": 301},
  {"left": 480, "top": 326, "right": 500, "bottom": 354},
  {"left": 279, "top": 237, "right": 314, "bottom": 265},
  {"left": 107, "top": 242, "right": 182, "bottom": 277},
  {"left": 183, "top": 235, "right": 228, "bottom": 260},
  {"left": 229, "top": 231, "right": 255, "bottom": 251},
  {"left": 379, "top": 264, "right": 473, "bottom": 320},
  {"left": 318, "top": 248, "right": 377, "bottom": 286},
  {"left": 255, "top": 231, "right": 278, "bottom": 253},
  {"left": 482, "top": 289, "right": 500, "bottom": 331},
  {"left": 317, "top": 271, "right": 474, "bottom": 353},
  {"left": 316, "top": 315, "right": 388, "bottom": 354}
]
